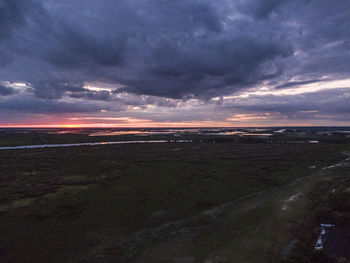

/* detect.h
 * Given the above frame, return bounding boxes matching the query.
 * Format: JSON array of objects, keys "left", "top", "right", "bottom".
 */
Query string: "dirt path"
[{"left": 92, "top": 152, "right": 350, "bottom": 262}]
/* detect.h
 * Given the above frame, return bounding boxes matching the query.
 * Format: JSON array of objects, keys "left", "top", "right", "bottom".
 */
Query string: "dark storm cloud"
[
  {"left": 46, "top": 26, "right": 126, "bottom": 68},
  {"left": 69, "top": 89, "right": 112, "bottom": 101},
  {"left": 0, "top": 84, "right": 16, "bottom": 96},
  {"left": 0, "top": 0, "right": 350, "bottom": 116},
  {"left": 119, "top": 36, "right": 291, "bottom": 98},
  {"left": 236, "top": 0, "right": 289, "bottom": 20},
  {"left": 26, "top": 81, "right": 84, "bottom": 99},
  {"left": 0, "top": 0, "right": 25, "bottom": 41},
  {"left": 0, "top": 95, "right": 105, "bottom": 113}
]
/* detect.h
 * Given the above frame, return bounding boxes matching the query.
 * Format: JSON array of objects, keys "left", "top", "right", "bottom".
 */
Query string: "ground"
[{"left": 0, "top": 140, "right": 349, "bottom": 262}]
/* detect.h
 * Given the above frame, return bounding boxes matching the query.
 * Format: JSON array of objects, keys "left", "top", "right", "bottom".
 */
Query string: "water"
[
  {"left": 88, "top": 131, "right": 175, "bottom": 136},
  {"left": 0, "top": 140, "right": 191, "bottom": 150}
]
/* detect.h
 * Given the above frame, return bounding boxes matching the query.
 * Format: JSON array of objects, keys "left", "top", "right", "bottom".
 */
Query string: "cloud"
[
  {"left": 0, "top": 95, "right": 105, "bottom": 113},
  {"left": 221, "top": 88, "right": 350, "bottom": 120},
  {"left": 0, "top": 0, "right": 292, "bottom": 99},
  {"left": 69, "top": 89, "right": 112, "bottom": 101},
  {"left": 0, "top": 0, "right": 25, "bottom": 41},
  {"left": 46, "top": 26, "right": 126, "bottom": 68},
  {"left": 0, "top": 84, "right": 16, "bottom": 96},
  {"left": 236, "top": 0, "right": 289, "bottom": 20},
  {"left": 274, "top": 79, "right": 326, "bottom": 90},
  {"left": 0, "top": 0, "right": 349, "bottom": 124}
]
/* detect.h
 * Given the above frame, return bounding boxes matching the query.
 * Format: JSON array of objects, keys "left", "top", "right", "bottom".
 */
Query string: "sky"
[{"left": 0, "top": 0, "right": 350, "bottom": 127}]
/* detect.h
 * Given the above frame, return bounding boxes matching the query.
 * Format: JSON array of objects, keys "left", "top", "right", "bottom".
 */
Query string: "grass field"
[{"left": 0, "top": 142, "right": 349, "bottom": 262}]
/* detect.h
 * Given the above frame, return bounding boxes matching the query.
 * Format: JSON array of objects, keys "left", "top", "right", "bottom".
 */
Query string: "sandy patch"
[{"left": 281, "top": 193, "right": 303, "bottom": 211}]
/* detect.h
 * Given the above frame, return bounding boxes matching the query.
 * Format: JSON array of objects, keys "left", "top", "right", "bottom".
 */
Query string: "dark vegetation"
[
  {"left": 283, "top": 176, "right": 350, "bottom": 263},
  {"left": 0, "top": 135, "right": 348, "bottom": 262},
  {"left": 0, "top": 128, "right": 350, "bottom": 262}
]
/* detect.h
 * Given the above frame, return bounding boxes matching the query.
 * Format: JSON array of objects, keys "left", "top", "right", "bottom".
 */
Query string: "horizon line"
[{"left": 1, "top": 125, "right": 350, "bottom": 129}]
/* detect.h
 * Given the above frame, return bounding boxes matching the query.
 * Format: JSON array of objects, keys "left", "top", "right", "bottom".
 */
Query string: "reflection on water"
[
  {"left": 241, "top": 133, "right": 273, "bottom": 136},
  {"left": 88, "top": 131, "right": 176, "bottom": 136},
  {"left": 89, "top": 131, "right": 148, "bottom": 136},
  {"left": 88, "top": 129, "right": 273, "bottom": 137},
  {"left": 88, "top": 129, "right": 203, "bottom": 136},
  {"left": 204, "top": 132, "right": 273, "bottom": 136},
  {"left": 204, "top": 131, "right": 245, "bottom": 135},
  {"left": 274, "top": 129, "right": 286, "bottom": 133},
  {"left": 0, "top": 140, "right": 192, "bottom": 150}
]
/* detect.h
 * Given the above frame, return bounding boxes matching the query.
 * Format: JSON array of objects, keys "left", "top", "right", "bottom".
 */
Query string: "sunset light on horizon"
[{"left": 1, "top": 0, "right": 350, "bottom": 128}]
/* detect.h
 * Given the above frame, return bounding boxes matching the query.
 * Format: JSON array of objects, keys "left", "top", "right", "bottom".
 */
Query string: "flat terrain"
[{"left": 0, "top": 141, "right": 349, "bottom": 262}]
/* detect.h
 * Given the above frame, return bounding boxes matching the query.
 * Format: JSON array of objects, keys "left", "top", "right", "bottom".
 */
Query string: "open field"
[{"left": 1, "top": 138, "right": 350, "bottom": 262}]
